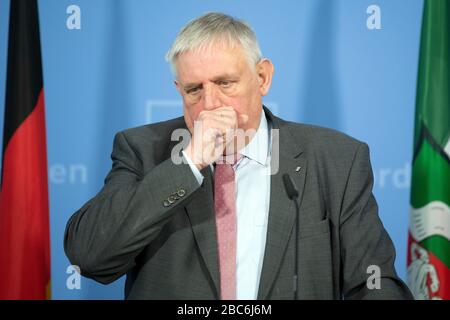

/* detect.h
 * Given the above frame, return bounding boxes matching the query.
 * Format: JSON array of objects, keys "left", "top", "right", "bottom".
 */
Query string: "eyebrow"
[
  {"left": 211, "top": 74, "right": 239, "bottom": 82},
  {"left": 183, "top": 83, "right": 202, "bottom": 90},
  {"left": 182, "top": 74, "right": 240, "bottom": 89}
]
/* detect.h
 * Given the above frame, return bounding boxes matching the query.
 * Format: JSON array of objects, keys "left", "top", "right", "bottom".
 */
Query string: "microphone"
[{"left": 282, "top": 173, "right": 300, "bottom": 300}]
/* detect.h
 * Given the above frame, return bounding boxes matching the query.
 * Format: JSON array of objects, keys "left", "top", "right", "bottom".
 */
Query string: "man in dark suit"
[{"left": 64, "top": 12, "right": 413, "bottom": 299}]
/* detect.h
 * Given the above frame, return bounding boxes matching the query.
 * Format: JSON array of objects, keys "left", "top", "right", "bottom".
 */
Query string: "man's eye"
[
  {"left": 219, "top": 81, "right": 233, "bottom": 88},
  {"left": 186, "top": 87, "right": 200, "bottom": 94}
]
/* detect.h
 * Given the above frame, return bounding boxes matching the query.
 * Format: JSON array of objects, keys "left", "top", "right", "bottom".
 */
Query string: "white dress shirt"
[{"left": 182, "top": 110, "right": 271, "bottom": 299}]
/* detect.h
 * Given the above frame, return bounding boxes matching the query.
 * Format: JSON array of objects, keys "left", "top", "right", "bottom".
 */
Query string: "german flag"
[{"left": 0, "top": 0, "right": 51, "bottom": 299}]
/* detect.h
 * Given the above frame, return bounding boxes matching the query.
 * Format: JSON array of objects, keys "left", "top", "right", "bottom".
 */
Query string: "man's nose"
[{"left": 203, "top": 84, "right": 222, "bottom": 110}]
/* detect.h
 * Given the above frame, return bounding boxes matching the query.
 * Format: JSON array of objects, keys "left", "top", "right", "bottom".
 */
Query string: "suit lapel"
[
  {"left": 184, "top": 166, "right": 220, "bottom": 299},
  {"left": 257, "top": 108, "right": 307, "bottom": 299}
]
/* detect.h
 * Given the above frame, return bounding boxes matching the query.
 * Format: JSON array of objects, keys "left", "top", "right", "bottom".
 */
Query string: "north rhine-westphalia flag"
[
  {"left": 0, "top": 0, "right": 51, "bottom": 299},
  {"left": 407, "top": 0, "right": 450, "bottom": 300}
]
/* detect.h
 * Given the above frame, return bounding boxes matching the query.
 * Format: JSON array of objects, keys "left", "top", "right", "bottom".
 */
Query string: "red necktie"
[{"left": 214, "top": 155, "right": 241, "bottom": 300}]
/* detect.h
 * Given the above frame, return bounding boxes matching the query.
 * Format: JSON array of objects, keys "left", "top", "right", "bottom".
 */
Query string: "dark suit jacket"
[{"left": 64, "top": 107, "right": 413, "bottom": 299}]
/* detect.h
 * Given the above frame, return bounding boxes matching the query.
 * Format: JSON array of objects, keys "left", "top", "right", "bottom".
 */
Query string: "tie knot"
[
  {"left": 215, "top": 153, "right": 242, "bottom": 167},
  {"left": 215, "top": 154, "right": 241, "bottom": 184}
]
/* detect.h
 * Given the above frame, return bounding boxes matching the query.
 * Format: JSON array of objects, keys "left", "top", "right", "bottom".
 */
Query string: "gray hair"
[{"left": 165, "top": 12, "right": 263, "bottom": 76}]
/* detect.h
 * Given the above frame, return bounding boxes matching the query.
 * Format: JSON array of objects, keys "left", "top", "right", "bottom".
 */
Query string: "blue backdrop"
[{"left": 0, "top": 0, "right": 424, "bottom": 299}]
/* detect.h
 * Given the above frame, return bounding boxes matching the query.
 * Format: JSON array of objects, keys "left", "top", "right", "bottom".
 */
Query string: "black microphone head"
[{"left": 283, "top": 173, "right": 299, "bottom": 200}]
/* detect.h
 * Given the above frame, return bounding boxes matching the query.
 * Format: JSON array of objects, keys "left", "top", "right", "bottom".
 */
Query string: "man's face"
[{"left": 175, "top": 42, "right": 271, "bottom": 134}]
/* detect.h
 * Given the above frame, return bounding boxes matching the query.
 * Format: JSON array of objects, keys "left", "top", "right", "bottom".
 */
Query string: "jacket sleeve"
[
  {"left": 339, "top": 143, "right": 414, "bottom": 300},
  {"left": 64, "top": 131, "right": 201, "bottom": 284}
]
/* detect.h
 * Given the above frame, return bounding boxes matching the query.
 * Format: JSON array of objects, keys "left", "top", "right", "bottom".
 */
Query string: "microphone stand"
[{"left": 282, "top": 174, "right": 300, "bottom": 300}]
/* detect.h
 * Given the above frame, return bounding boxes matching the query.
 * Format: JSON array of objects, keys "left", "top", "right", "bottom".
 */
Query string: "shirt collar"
[{"left": 239, "top": 109, "right": 270, "bottom": 166}]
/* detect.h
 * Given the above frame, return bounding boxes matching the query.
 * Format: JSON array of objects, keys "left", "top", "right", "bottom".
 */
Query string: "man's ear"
[
  {"left": 174, "top": 80, "right": 181, "bottom": 93},
  {"left": 256, "top": 59, "right": 274, "bottom": 96}
]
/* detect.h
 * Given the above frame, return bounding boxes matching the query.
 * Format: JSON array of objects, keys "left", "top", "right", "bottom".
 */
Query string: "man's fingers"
[
  {"left": 199, "top": 107, "right": 242, "bottom": 120},
  {"left": 203, "top": 118, "right": 232, "bottom": 133},
  {"left": 208, "top": 109, "right": 248, "bottom": 130},
  {"left": 210, "top": 108, "right": 237, "bottom": 123},
  {"left": 214, "top": 106, "right": 235, "bottom": 113}
]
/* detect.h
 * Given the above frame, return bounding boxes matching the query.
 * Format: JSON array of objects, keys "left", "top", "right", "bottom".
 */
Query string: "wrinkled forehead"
[{"left": 175, "top": 43, "right": 251, "bottom": 82}]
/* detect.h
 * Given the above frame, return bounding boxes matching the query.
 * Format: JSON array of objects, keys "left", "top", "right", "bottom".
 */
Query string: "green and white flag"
[{"left": 407, "top": 0, "right": 450, "bottom": 300}]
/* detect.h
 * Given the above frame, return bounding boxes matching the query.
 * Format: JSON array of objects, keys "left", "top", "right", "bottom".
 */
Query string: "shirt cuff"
[{"left": 182, "top": 150, "right": 204, "bottom": 186}]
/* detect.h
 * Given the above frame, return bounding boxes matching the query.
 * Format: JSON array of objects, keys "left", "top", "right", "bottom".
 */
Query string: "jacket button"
[
  {"left": 177, "top": 189, "right": 186, "bottom": 197},
  {"left": 163, "top": 200, "right": 170, "bottom": 207},
  {"left": 168, "top": 195, "right": 176, "bottom": 204}
]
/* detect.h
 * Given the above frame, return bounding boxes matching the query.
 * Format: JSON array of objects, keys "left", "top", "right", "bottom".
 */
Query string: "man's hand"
[{"left": 184, "top": 107, "right": 248, "bottom": 170}]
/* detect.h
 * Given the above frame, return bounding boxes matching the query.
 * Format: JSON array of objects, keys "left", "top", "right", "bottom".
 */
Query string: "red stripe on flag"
[
  {"left": 408, "top": 232, "right": 450, "bottom": 300},
  {"left": 428, "top": 249, "right": 450, "bottom": 300},
  {"left": 0, "top": 90, "right": 50, "bottom": 299}
]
